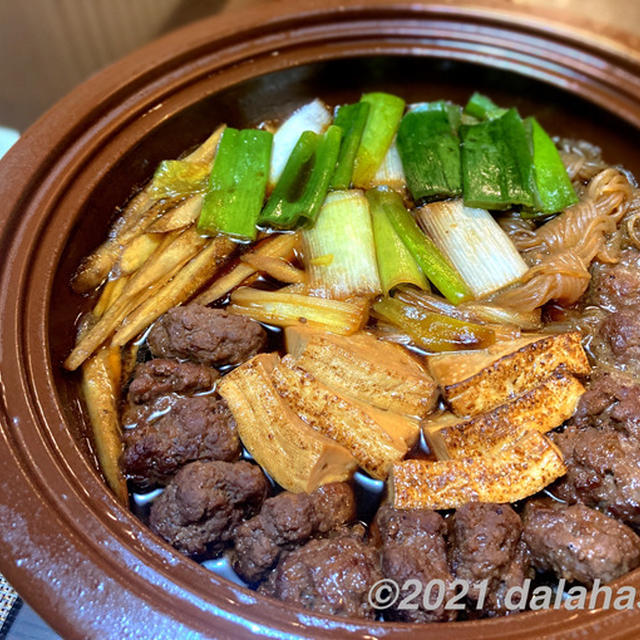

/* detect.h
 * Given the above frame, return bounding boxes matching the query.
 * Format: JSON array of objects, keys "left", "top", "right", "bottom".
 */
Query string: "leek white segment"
[
  {"left": 303, "top": 190, "right": 382, "bottom": 299},
  {"left": 269, "top": 99, "right": 332, "bottom": 187},
  {"left": 370, "top": 201, "right": 427, "bottom": 293},
  {"left": 417, "top": 199, "right": 528, "bottom": 298},
  {"left": 371, "top": 139, "right": 406, "bottom": 191}
]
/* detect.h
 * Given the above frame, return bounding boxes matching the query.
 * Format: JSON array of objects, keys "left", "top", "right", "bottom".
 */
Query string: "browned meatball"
[
  {"left": 311, "top": 482, "right": 357, "bottom": 533},
  {"left": 573, "top": 371, "right": 640, "bottom": 439},
  {"left": 599, "top": 304, "right": 640, "bottom": 374},
  {"left": 259, "top": 527, "right": 382, "bottom": 619},
  {"left": 588, "top": 247, "right": 640, "bottom": 310},
  {"left": 147, "top": 304, "right": 266, "bottom": 366},
  {"left": 127, "top": 358, "right": 218, "bottom": 405},
  {"left": 375, "top": 505, "right": 456, "bottom": 623},
  {"left": 551, "top": 425, "right": 640, "bottom": 527},
  {"left": 449, "top": 502, "right": 530, "bottom": 617},
  {"left": 122, "top": 395, "right": 241, "bottom": 487},
  {"left": 523, "top": 499, "right": 640, "bottom": 586},
  {"left": 232, "top": 483, "right": 356, "bottom": 584},
  {"left": 149, "top": 460, "right": 268, "bottom": 556}
]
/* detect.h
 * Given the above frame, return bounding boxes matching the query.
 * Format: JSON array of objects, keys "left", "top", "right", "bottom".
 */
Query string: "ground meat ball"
[
  {"left": 149, "top": 460, "right": 268, "bottom": 556},
  {"left": 588, "top": 248, "right": 640, "bottom": 310},
  {"left": 127, "top": 359, "right": 218, "bottom": 404},
  {"left": 375, "top": 505, "right": 456, "bottom": 623},
  {"left": 147, "top": 304, "right": 266, "bottom": 366},
  {"left": 122, "top": 395, "right": 241, "bottom": 487},
  {"left": 550, "top": 425, "right": 640, "bottom": 527},
  {"left": 307, "top": 482, "right": 357, "bottom": 533},
  {"left": 232, "top": 483, "right": 356, "bottom": 584},
  {"left": 598, "top": 304, "right": 640, "bottom": 374},
  {"left": 573, "top": 371, "right": 640, "bottom": 439},
  {"left": 449, "top": 503, "right": 530, "bottom": 617},
  {"left": 523, "top": 500, "right": 640, "bottom": 586},
  {"left": 259, "top": 526, "right": 382, "bottom": 619}
]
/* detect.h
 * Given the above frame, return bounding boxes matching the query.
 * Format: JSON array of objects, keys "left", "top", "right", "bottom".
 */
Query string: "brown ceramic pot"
[{"left": 1, "top": 1, "right": 640, "bottom": 638}]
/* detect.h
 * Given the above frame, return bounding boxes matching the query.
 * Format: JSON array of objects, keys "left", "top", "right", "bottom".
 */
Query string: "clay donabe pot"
[{"left": 1, "top": 1, "right": 640, "bottom": 638}]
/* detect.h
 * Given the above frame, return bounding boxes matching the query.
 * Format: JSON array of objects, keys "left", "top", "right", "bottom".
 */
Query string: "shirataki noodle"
[{"left": 495, "top": 168, "right": 634, "bottom": 310}]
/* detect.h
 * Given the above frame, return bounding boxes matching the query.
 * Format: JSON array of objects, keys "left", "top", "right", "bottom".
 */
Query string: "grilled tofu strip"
[
  {"left": 391, "top": 431, "right": 566, "bottom": 510},
  {"left": 285, "top": 327, "right": 438, "bottom": 417},
  {"left": 349, "top": 396, "right": 420, "bottom": 449},
  {"left": 427, "top": 332, "right": 590, "bottom": 416},
  {"left": 424, "top": 370, "right": 585, "bottom": 459},
  {"left": 270, "top": 355, "right": 408, "bottom": 480},
  {"left": 218, "top": 353, "right": 357, "bottom": 493}
]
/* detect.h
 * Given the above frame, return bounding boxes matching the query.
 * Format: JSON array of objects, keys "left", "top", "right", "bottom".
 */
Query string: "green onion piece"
[
  {"left": 368, "top": 191, "right": 427, "bottom": 293},
  {"left": 412, "top": 100, "right": 467, "bottom": 127},
  {"left": 270, "top": 99, "right": 332, "bottom": 188},
  {"left": 394, "top": 286, "right": 542, "bottom": 331},
  {"left": 260, "top": 125, "right": 342, "bottom": 230},
  {"left": 460, "top": 113, "right": 480, "bottom": 126},
  {"left": 525, "top": 117, "right": 578, "bottom": 214},
  {"left": 463, "top": 92, "right": 507, "bottom": 120},
  {"left": 372, "top": 297, "right": 495, "bottom": 352},
  {"left": 370, "top": 140, "right": 406, "bottom": 192},
  {"left": 352, "top": 92, "right": 406, "bottom": 188},
  {"left": 460, "top": 108, "right": 535, "bottom": 210},
  {"left": 302, "top": 190, "right": 382, "bottom": 299},
  {"left": 330, "top": 102, "right": 370, "bottom": 189},
  {"left": 197, "top": 127, "right": 272, "bottom": 240},
  {"left": 416, "top": 199, "right": 528, "bottom": 298},
  {"left": 397, "top": 102, "right": 462, "bottom": 202},
  {"left": 366, "top": 189, "right": 472, "bottom": 304},
  {"left": 261, "top": 131, "right": 319, "bottom": 224},
  {"left": 418, "top": 100, "right": 462, "bottom": 130},
  {"left": 150, "top": 160, "right": 211, "bottom": 199}
]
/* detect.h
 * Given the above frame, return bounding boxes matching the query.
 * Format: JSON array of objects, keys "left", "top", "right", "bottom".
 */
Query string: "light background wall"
[
  {"left": 0, "top": 0, "right": 258, "bottom": 130},
  {"left": 0, "top": 0, "right": 640, "bottom": 130},
  {"left": 1, "top": 0, "right": 639, "bottom": 131}
]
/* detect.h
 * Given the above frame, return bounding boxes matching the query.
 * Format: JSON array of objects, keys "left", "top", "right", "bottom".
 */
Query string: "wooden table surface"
[{"left": 1, "top": 0, "right": 640, "bottom": 131}]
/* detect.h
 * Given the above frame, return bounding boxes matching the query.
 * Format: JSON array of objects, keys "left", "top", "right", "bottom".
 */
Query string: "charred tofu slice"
[
  {"left": 218, "top": 353, "right": 357, "bottom": 493},
  {"left": 353, "top": 398, "right": 420, "bottom": 449},
  {"left": 270, "top": 355, "right": 409, "bottom": 480},
  {"left": 424, "top": 370, "right": 585, "bottom": 459},
  {"left": 391, "top": 431, "right": 566, "bottom": 510},
  {"left": 427, "top": 332, "right": 590, "bottom": 416},
  {"left": 285, "top": 327, "right": 438, "bottom": 417}
]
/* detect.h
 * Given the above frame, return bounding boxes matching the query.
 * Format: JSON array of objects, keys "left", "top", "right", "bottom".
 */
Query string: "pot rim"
[{"left": 1, "top": 2, "right": 640, "bottom": 638}]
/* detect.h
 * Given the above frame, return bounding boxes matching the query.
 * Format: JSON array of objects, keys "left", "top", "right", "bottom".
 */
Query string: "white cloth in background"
[{"left": 0, "top": 127, "right": 19, "bottom": 159}]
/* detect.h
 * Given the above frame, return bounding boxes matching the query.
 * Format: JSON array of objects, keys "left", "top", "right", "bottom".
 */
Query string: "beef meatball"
[
  {"left": 599, "top": 303, "right": 640, "bottom": 375},
  {"left": 573, "top": 371, "right": 640, "bottom": 439},
  {"left": 588, "top": 247, "right": 640, "bottom": 310},
  {"left": 259, "top": 526, "right": 382, "bottom": 619},
  {"left": 551, "top": 425, "right": 640, "bottom": 527},
  {"left": 127, "top": 358, "right": 218, "bottom": 405},
  {"left": 449, "top": 502, "right": 530, "bottom": 617},
  {"left": 149, "top": 460, "right": 268, "bottom": 556},
  {"left": 375, "top": 505, "right": 456, "bottom": 623},
  {"left": 523, "top": 499, "right": 640, "bottom": 586},
  {"left": 147, "top": 304, "right": 266, "bottom": 366},
  {"left": 122, "top": 395, "right": 241, "bottom": 487},
  {"left": 232, "top": 483, "right": 356, "bottom": 583}
]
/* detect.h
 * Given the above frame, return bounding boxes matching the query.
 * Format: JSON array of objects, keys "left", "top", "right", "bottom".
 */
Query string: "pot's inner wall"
[{"left": 48, "top": 54, "right": 640, "bottom": 471}]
